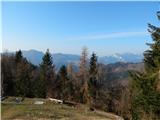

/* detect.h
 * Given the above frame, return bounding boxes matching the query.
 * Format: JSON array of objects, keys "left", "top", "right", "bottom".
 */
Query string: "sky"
[{"left": 2, "top": 1, "right": 160, "bottom": 56}]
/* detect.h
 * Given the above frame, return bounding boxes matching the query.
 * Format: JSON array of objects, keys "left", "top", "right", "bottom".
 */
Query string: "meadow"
[{"left": 1, "top": 97, "right": 122, "bottom": 120}]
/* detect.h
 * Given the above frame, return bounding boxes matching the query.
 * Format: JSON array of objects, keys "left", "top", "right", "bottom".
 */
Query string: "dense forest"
[{"left": 1, "top": 13, "right": 160, "bottom": 120}]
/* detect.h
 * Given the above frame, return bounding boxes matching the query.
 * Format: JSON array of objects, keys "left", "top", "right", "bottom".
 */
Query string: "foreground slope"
[{"left": 1, "top": 97, "right": 123, "bottom": 120}]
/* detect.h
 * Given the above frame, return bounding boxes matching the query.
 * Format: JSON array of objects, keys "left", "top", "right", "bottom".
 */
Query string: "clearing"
[{"left": 1, "top": 97, "right": 123, "bottom": 120}]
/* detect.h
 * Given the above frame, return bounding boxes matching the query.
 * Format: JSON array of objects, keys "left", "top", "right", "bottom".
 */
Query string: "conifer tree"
[
  {"left": 14, "top": 60, "right": 32, "bottom": 97},
  {"left": 59, "top": 65, "right": 74, "bottom": 100},
  {"left": 14, "top": 50, "right": 32, "bottom": 97},
  {"left": 89, "top": 52, "right": 98, "bottom": 81},
  {"left": 88, "top": 52, "right": 98, "bottom": 107},
  {"left": 39, "top": 49, "right": 55, "bottom": 98},
  {"left": 130, "top": 14, "right": 160, "bottom": 120},
  {"left": 15, "top": 50, "right": 23, "bottom": 63},
  {"left": 59, "top": 65, "right": 68, "bottom": 99},
  {"left": 79, "top": 47, "right": 89, "bottom": 104}
]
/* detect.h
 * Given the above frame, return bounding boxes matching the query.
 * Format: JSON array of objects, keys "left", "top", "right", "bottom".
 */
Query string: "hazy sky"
[{"left": 2, "top": 1, "right": 160, "bottom": 56}]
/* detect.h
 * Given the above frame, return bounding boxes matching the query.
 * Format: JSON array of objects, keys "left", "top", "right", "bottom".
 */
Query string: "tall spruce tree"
[
  {"left": 14, "top": 50, "right": 32, "bottom": 97},
  {"left": 130, "top": 14, "right": 160, "bottom": 120},
  {"left": 88, "top": 52, "right": 98, "bottom": 107},
  {"left": 14, "top": 60, "right": 32, "bottom": 97},
  {"left": 39, "top": 49, "right": 55, "bottom": 98},
  {"left": 59, "top": 65, "right": 68, "bottom": 99}
]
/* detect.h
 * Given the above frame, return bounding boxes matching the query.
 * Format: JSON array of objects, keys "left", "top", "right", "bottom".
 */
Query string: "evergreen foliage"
[
  {"left": 15, "top": 50, "right": 23, "bottom": 63},
  {"left": 1, "top": 53, "right": 15, "bottom": 96},
  {"left": 14, "top": 50, "right": 33, "bottom": 97},
  {"left": 130, "top": 18, "right": 160, "bottom": 119},
  {"left": 88, "top": 52, "right": 99, "bottom": 107},
  {"left": 58, "top": 65, "right": 73, "bottom": 100},
  {"left": 39, "top": 49, "right": 55, "bottom": 98}
]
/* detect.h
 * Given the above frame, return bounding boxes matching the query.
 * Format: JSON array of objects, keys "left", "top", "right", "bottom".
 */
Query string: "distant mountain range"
[
  {"left": 2, "top": 49, "right": 144, "bottom": 86},
  {"left": 22, "top": 50, "right": 80, "bottom": 69},
  {"left": 98, "top": 53, "right": 143, "bottom": 64},
  {"left": 8, "top": 49, "right": 143, "bottom": 69}
]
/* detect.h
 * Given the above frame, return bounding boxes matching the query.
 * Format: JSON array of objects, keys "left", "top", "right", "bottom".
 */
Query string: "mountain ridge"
[{"left": 3, "top": 49, "right": 143, "bottom": 69}]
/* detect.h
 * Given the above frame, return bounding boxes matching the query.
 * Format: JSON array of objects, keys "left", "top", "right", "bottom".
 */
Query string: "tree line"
[
  {"left": 1, "top": 48, "right": 102, "bottom": 106},
  {"left": 2, "top": 46, "right": 125, "bottom": 116}
]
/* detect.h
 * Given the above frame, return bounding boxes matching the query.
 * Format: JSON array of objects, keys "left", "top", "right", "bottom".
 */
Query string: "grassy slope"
[{"left": 1, "top": 97, "right": 121, "bottom": 120}]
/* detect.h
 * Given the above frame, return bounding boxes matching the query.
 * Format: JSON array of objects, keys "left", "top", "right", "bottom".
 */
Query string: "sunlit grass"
[{"left": 1, "top": 97, "right": 116, "bottom": 120}]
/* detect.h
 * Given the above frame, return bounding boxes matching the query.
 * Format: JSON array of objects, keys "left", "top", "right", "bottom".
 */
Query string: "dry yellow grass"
[{"left": 1, "top": 97, "right": 122, "bottom": 120}]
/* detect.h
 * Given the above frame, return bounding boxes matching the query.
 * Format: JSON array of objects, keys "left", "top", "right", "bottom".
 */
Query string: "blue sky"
[{"left": 2, "top": 1, "right": 160, "bottom": 56}]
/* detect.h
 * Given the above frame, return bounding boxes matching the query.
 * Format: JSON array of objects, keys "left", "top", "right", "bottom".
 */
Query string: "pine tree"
[
  {"left": 88, "top": 52, "right": 98, "bottom": 107},
  {"left": 14, "top": 60, "right": 32, "bottom": 97},
  {"left": 59, "top": 65, "right": 74, "bottom": 100},
  {"left": 89, "top": 52, "right": 98, "bottom": 81},
  {"left": 15, "top": 50, "right": 23, "bottom": 63},
  {"left": 39, "top": 49, "right": 55, "bottom": 98},
  {"left": 144, "top": 24, "right": 160, "bottom": 75},
  {"left": 14, "top": 50, "right": 32, "bottom": 97},
  {"left": 59, "top": 65, "right": 68, "bottom": 99},
  {"left": 130, "top": 14, "right": 160, "bottom": 120}
]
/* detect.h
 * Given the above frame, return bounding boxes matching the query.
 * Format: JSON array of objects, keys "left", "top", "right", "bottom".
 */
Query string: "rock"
[
  {"left": 48, "top": 98, "right": 63, "bottom": 104},
  {"left": 15, "top": 97, "right": 24, "bottom": 103},
  {"left": 34, "top": 101, "right": 44, "bottom": 105}
]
